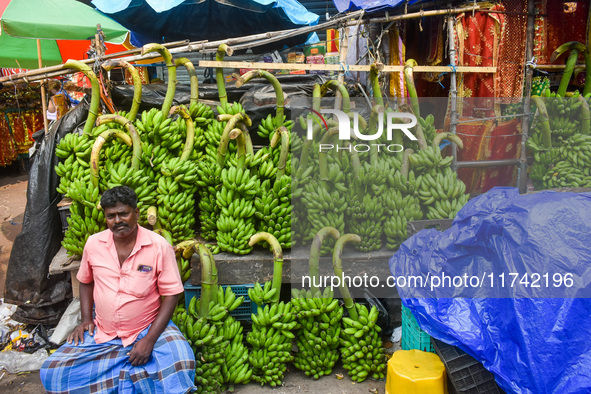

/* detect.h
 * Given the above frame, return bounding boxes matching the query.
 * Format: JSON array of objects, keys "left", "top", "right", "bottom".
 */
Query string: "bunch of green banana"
[
  {"left": 247, "top": 300, "right": 296, "bottom": 387},
  {"left": 560, "top": 134, "right": 591, "bottom": 168},
  {"left": 408, "top": 146, "right": 454, "bottom": 174},
  {"left": 189, "top": 101, "right": 214, "bottom": 128},
  {"left": 332, "top": 234, "right": 386, "bottom": 383},
  {"left": 156, "top": 176, "right": 196, "bottom": 244},
  {"left": 215, "top": 165, "right": 260, "bottom": 254},
  {"left": 542, "top": 160, "right": 591, "bottom": 188},
  {"left": 340, "top": 303, "right": 386, "bottom": 382},
  {"left": 418, "top": 168, "right": 469, "bottom": 219},
  {"left": 257, "top": 113, "right": 294, "bottom": 140},
  {"left": 61, "top": 179, "right": 105, "bottom": 257},
  {"left": 300, "top": 183, "right": 347, "bottom": 246},
  {"left": 254, "top": 176, "right": 292, "bottom": 249},
  {"left": 383, "top": 189, "right": 423, "bottom": 250},
  {"left": 291, "top": 288, "right": 342, "bottom": 379}
]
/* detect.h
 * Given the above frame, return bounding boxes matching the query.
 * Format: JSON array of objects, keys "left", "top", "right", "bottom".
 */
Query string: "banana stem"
[
  {"left": 531, "top": 96, "right": 553, "bottom": 148},
  {"left": 96, "top": 114, "right": 142, "bottom": 170},
  {"left": 300, "top": 84, "right": 324, "bottom": 170},
  {"left": 237, "top": 122, "right": 254, "bottom": 157},
  {"left": 141, "top": 44, "right": 176, "bottom": 114},
  {"left": 89, "top": 129, "right": 133, "bottom": 188},
  {"left": 217, "top": 113, "right": 248, "bottom": 168},
  {"left": 63, "top": 60, "right": 99, "bottom": 135},
  {"left": 368, "top": 105, "right": 384, "bottom": 166},
  {"left": 229, "top": 128, "right": 246, "bottom": 168},
  {"left": 333, "top": 234, "right": 361, "bottom": 321},
  {"left": 346, "top": 141, "right": 362, "bottom": 181},
  {"left": 147, "top": 205, "right": 158, "bottom": 226},
  {"left": 237, "top": 69, "right": 285, "bottom": 126},
  {"left": 319, "top": 128, "right": 340, "bottom": 186},
  {"left": 370, "top": 62, "right": 384, "bottom": 107},
  {"left": 446, "top": 134, "right": 464, "bottom": 149},
  {"left": 579, "top": 95, "right": 590, "bottom": 134},
  {"left": 170, "top": 105, "right": 194, "bottom": 161},
  {"left": 321, "top": 80, "right": 350, "bottom": 113},
  {"left": 558, "top": 50, "right": 579, "bottom": 97},
  {"left": 102, "top": 59, "right": 141, "bottom": 121},
  {"left": 401, "top": 148, "right": 414, "bottom": 180},
  {"left": 432, "top": 132, "right": 448, "bottom": 149},
  {"left": 249, "top": 232, "right": 283, "bottom": 304},
  {"left": 216, "top": 44, "right": 233, "bottom": 106},
  {"left": 175, "top": 57, "right": 199, "bottom": 105},
  {"left": 404, "top": 59, "right": 421, "bottom": 118},
  {"left": 309, "top": 227, "right": 340, "bottom": 296},
  {"left": 153, "top": 228, "right": 173, "bottom": 245},
  {"left": 196, "top": 244, "right": 214, "bottom": 317},
  {"left": 584, "top": 49, "right": 591, "bottom": 97},
  {"left": 271, "top": 126, "right": 290, "bottom": 179}
]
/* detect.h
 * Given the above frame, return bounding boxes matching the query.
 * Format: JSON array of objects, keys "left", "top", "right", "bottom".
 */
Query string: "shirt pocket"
[{"left": 123, "top": 268, "right": 157, "bottom": 298}]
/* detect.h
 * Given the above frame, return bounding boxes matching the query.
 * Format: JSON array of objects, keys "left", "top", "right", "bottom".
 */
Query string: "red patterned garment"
[
  {"left": 0, "top": 113, "right": 18, "bottom": 166},
  {"left": 7, "top": 111, "right": 36, "bottom": 154}
]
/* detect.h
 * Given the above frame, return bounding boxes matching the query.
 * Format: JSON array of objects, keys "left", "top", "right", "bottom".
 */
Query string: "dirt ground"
[{"left": 0, "top": 167, "right": 399, "bottom": 393}]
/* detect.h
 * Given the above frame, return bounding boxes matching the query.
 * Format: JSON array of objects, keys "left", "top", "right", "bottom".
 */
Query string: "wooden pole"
[
  {"left": 336, "top": 26, "right": 350, "bottom": 110},
  {"left": 447, "top": 14, "right": 458, "bottom": 171},
  {"left": 369, "top": 5, "right": 480, "bottom": 23},
  {"left": 519, "top": 0, "right": 536, "bottom": 194},
  {"left": 37, "top": 39, "right": 49, "bottom": 134}
]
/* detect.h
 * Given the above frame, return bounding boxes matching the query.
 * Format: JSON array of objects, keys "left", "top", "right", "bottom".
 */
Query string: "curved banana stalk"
[
  {"left": 63, "top": 60, "right": 100, "bottom": 135},
  {"left": 446, "top": 134, "right": 464, "bottom": 149},
  {"left": 583, "top": 48, "right": 591, "bottom": 96},
  {"left": 96, "top": 114, "right": 142, "bottom": 170},
  {"left": 309, "top": 227, "right": 340, "bottom": 296},
  {"left": 318, "top": 128, "right": 340, "bottom": 187},
  {"left": 370, "top": 62, "right": 384, "bottom": 107},
  {"left": 154, "top": 228, "right": 173, "bottom": 245},
  {"left": 216, "top": 44, "right": 233, "bottom": 106},
  {"left": 236, "top": 122, "right": 254, "bottom": 157},
  {"left": 320, "top": 79, "right": 350, "bottom": 113},
  {"left": 551, "top": 42, "right": 586, "bottom": 97},
  {"left": 401, "top": 148, "right": 414, "bottom": 180},
  {"left": 368, "top": 105, "right": 384, "bottom": 167},
  {"left": 531, "top": 96, "right": 553, "bottom": 149},
  {"left": 403, "top": 59, "right": 421, "bottom": 117},
  {"left": 89, "top": 129, "right": 133, "bottom": 188},
  {"left": 299, "top": 84, "right": 322, "bottom": 170},
  {"left": 249, "top": 232, "right": 283, "bottom": 304},
  {"left": 228, "top": 127, "right": 247, "bottom": 168},
  {"left": 333, "top": 234, "right": 361, "bottom": 321},
  {"left": 169, "top": 105, "right": 195, "bottom": 161},
  {"left": 101, "top": 59, "right": 142, "bottom": 121},
  {"left": 217, "top": 112, "right": 250, "bottom": 168},
  {"left": 195, "top": 243, "right": 215, "bottom": 317},
  {"left": 236, "top": 69, "right": 285, "bottom": 127},
  {"left": 175, "top": 57, "right": 199, "bottom": 105},
  {"left": 432, "top": 132, "right": 448, "bottom": 149},
  {"left": 270, "top": 126, "right": 290, "bottom": 179},
  {"left": 141, "top": 43, "right": 176, "bottom": 114}
]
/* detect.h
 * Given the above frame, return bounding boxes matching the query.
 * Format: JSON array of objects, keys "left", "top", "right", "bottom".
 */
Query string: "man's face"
[{"left": 104, "top": 202, "right": 139, "bottom": 239}]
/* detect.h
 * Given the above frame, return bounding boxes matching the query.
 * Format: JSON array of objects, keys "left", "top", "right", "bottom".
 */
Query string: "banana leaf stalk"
[
  {"left": 216, "top": 44, "right": 233, "bottom": 106},
  {"left": 400, "top": 148, "right": 414, "bottom": 180},
  {"left": 309, "top": 227, "right": 340, "bottom": 296},
  {"left": 141, "top": 44, "right": 176, "bottom": 114},
  {"left": 320, "top": 80, "right": 350, "bottom": 113},
  {"left": 531, "top": 96, "right": 553, "bottom": 148},
  {"left": 249, "top": 232, "right": 283, "bottom": 304},
  {"left": 102, "top": 59, "right": 142, "bottom": 121},
  {"left": 89, "top": 129, "right": 132, "bottom": 187},
  {"left": 369, "top": 62, "right": 384, "bottom": 107},
  {"left": 217, "top": 113, "right": 250, "bottom": 168},
  {"left": 333, "top": 234, "right": 361, "bottom": 321},
  {"left": 236, "top": 69, "right": 284, "bottom": 127},
  {"left": 270, "top": 126, "right": 290, "bottom": 179},
  {"left": 63, "top": 60, "right": 99, "bottom": 135},
  {"left": 195, "top": 243, "right": 215, "bottom": 317},
  {"left": 170, "top": 106, "right": 195, "bottom": 161},
  {"left": 175, "top": 57, "right": 199, "bottom": 105},
  {"left": 96, "top": 114, "right": 143, "bottom": 170}
]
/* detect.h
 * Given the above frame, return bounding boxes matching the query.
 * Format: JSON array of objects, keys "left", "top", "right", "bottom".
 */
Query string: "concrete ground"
[{"left": 0, "top": 167, "right": 398, "bottom": 393}]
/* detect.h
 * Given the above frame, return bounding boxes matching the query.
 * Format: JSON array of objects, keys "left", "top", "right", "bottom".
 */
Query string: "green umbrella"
[{"left": 0, "top": 0, "right": 128, "bottom": 69}]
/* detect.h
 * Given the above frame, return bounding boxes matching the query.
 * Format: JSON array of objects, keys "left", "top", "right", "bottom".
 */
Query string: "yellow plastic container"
[{"left": 385, "top": 349, "right": 447, "bottom": 394}]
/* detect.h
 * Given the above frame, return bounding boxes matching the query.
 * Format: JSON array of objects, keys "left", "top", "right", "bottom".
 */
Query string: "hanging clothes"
[
  {"left": 389, "top": 23, "right": 406, "bottom": 98},
  {"left": 0, "top": 113, "right": 18, "bottom": 166}
]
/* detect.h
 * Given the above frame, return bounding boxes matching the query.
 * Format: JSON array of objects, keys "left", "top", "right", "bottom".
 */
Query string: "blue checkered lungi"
[{"left": 40, "top": 321, "right": 196, "bottom": 393}]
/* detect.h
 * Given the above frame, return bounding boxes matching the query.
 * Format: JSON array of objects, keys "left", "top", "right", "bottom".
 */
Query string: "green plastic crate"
[
  {"left": 401, "top": 305, "right": 435, "bottom": 353},
  {"left": 184, "top": 282, "right": 257, "bottom": 321}
]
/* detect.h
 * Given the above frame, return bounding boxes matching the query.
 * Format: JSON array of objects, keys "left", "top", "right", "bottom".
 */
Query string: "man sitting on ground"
[{"left": 41, "top": 185, "right": 196, "bottom": 393}]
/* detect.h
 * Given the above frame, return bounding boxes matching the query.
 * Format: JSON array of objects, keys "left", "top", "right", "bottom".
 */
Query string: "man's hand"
[
  {"left": 128, "top": 336, "right": 156, "bottom": 366},
  {"left": 67, "top": 321, "right": 95, "bottom": 346}
]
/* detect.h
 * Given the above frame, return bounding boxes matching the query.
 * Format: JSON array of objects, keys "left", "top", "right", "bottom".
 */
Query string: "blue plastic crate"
[
  {"left": 401, "top": 305, "right": 434, "bottom": 353},
  {"left": 184, "top": 282, "right": 257, "bottom": 321}
]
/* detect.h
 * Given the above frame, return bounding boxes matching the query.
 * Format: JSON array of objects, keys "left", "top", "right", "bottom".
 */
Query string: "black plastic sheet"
[{"left": 4, "top": 99, "right": 91, "bottom": 325}]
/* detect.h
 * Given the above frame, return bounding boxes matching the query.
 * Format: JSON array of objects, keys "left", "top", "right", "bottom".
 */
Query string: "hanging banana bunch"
[
  {"left": 333, "top": 234, "right": 386, "bottom": 383},
  {"left": 291, "top": 227, "right": 343, "bottom": 379},
  {"left": 247, "top": 233, "right": 295, "bottom": 387}
]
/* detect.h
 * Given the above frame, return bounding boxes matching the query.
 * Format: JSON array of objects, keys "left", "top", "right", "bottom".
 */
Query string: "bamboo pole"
[
  {"left": 370, "top": 5, "right": 480, "bottom": 23},
  {"left": 447, "top": 14, "right": 458, "bottom": 171},
  {"left": 37, "top": 39, "right": 49, "bottom": 134}
]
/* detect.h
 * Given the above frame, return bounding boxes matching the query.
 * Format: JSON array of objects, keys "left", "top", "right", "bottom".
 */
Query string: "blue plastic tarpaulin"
[
  {"left": 390, "top": 187, "right": 591, "bottom": 393},
  {"left": 88, "top": 0, "right": 319, "bottom": 44}
]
